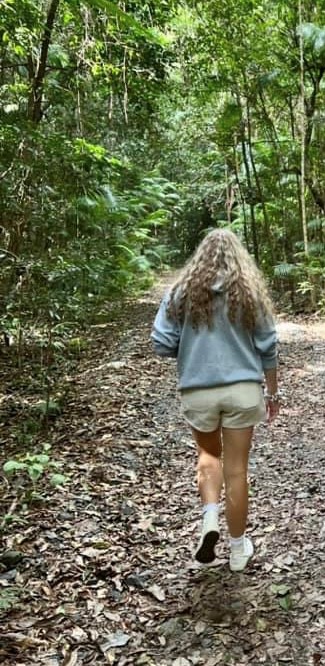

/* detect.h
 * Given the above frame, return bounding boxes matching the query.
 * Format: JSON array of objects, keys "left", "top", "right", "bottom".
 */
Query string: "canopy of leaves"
[{"left": 1, "top": 0, "right": 325, "bottom": 333}]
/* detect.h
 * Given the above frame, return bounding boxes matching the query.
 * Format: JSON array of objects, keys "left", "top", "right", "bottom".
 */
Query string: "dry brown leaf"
[
  {"left": 100, "top": 631, "right": 131, "bottom": 652},
  {"left": 70, "top": 626, "right": 88, "bottom": 643},
  {"left": 194, "top": 620, "right": 206, "bottom": 635},
  {"left": 62, "top": 651, "right": 79, "bottom": 666},
  {"left": 147, "top": 584, "right": 166, "bottom": 602}
]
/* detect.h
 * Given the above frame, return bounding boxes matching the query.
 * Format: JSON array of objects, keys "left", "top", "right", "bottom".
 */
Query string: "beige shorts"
[{"left": 180, "top": 382, "right": 266, "bottom": 432}]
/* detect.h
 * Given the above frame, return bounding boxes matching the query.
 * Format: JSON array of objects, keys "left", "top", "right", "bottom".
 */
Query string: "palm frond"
[{"left": 273, "top": 263, "right": 297, "bottom": 278}]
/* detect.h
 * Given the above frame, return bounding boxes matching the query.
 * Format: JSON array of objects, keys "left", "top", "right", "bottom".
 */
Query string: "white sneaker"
[
  {"left": 229, "top": 536, "right": 254, "bottom": 572},
  {"left": 195, "top": 510, "right": 219, "bottom": 564}
]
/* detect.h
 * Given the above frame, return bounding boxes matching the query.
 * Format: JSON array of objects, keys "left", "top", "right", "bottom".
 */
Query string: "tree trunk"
[
  {"left": 28, "top": 0, "right": 60, "bottom": 123},
  {"left": 240, "top": 133, "right": 259, "bottom": 263},
  {"left": 236, "top": 91, "right": 259, "bottom": 263},
  {"left": 298, "top": 0, "right": 308, "bottom": 255},
  {"left": 245, "top": 93, "right": 275, "bottom": 264},
  {"left": 233, "top": 142, "right": 249, "bottom": 249}
]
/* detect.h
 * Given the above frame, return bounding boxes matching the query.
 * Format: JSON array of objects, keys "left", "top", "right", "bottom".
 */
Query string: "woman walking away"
[{"left": 151, "top": 229, "right": 279, "bottom": 572}]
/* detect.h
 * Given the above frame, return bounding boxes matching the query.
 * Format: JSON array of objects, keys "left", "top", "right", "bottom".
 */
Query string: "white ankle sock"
[
  {"left": 202, "top": 502, "right": 220, "bottom": 515},
  {"left": 230, "top": 534, "right": 245, "bottom": 549}
]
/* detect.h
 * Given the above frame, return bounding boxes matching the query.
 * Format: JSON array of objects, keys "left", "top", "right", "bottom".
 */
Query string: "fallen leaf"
[
  {"left": 256, "top": 618, "right": 268, "bottom": 632},
  {"left": 79, "top": 546, "right": 102, "bottom": 558},
  {"left": 194, "top": 620, "right": 207, "bottom": 635},
  {"left": 159, "top": 618, "right": 183, "bottom": 637},
  {"left": 105, "top": 650, "right": 116, "bottom": 665},
  {"left": 270, "top": 583, "right": 291, "bottom": 597},
  {"left": 148, "top": 583, "right": 165, "bottom": 602},
  {"left": 138, "top": 517, "right": 154, "bottom": 531},
  {"left": 100, "top": 631, "right": 131, "bottom": 652},
  {"left": 70, "top": 626, "right": 88, "bottom": 643},
  {"left": 264, "top": 524, "right": 276, "bottom": 533},
  {"left": 107, "top": 361, "right": 127, "bottom": 370},
  {"left": 62, "top": 651, "right": 79, "bottom": 666},
  {"left": 279, "top": 595, "right": 292, "bottom": 611},
  {"left": 136, "top": 655, "right": 156, "bottom": 665}
]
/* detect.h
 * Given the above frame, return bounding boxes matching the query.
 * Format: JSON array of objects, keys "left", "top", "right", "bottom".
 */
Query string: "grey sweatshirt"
[{"left": 151, "top": 284, "right": 277, "bottom": 391}]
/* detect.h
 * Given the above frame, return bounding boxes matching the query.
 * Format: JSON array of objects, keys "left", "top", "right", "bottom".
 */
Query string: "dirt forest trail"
[{"left": 1, "top": 276, "right": 325, "bottom": 666}]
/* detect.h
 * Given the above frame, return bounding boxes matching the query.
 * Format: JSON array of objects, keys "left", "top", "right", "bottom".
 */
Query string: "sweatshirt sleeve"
[
  {"left": 253, "top": 313, "right": 278, "bottom": 370},
  {"left": 151, "top": 293, "right": 181, "bottom": 358}
]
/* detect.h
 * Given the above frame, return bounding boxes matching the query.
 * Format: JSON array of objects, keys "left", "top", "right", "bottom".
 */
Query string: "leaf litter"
[{"left": 0, "top": 279, "right": 325, "bottom": 664}]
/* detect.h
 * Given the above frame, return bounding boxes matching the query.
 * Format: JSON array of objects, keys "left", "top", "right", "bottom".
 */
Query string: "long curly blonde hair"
[{"left": 168, "top": 229, "right": 273, "bottom": 329}]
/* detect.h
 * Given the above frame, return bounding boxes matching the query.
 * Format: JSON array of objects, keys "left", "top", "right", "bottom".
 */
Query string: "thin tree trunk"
[
  {"left": 28, "top": 0, "right": 60, "bottom": 123},
  {"left": 288, "top": 95, "right": 304, "bottom": 235},
  {"left": 298, "top": 0, "right": 309, "bottom": 255},
  {"left": 245, "top": 93, "right": 274, "bottom": 263},
  {"left": 76, "top": 66, "right": 84, "bottom": 136},
  {"left": 233, "top": 142, "right": 249, "bottom": 249},
  {"left": 236, "top": 92, "right": 259, "bottom": 263},
  {"left": 122, "top": 47, "right": 128, "bottom": 124},
  {"left": 225, "top": 164, "right": 234, "bottom": 224},
  {"left": 240, "top": 134, "right": 259, "bottom": 263}
]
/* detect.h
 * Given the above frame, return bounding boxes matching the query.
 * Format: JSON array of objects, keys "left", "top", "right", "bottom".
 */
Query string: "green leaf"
[
  {"left": 33, "top": 454, "right": 50, "bottom": 465},
  {"left": 307, "top": 218, "right": 325, "bottom": 231},
  {"left": 34, "top": 400, "right": 61, "bottom": 416},
  {"left": 50, "top": 473, "right": 67, "bottom": 487},
  {"left": 3, "top": 460, "right": 26, "bottom": 474},
  {"left": 143, "top": 210, "right": 169, "bottom": 226},
  {"left": 279, "top": 595, "right": 292, "bottom": 611},
  {"left": 28, "top": 463, "right": 44, "bottom": 482},
  {"left": 0, "top": 588, "right": 20, "bottom": 611},
  {"left": 116, "top": 244, "right": 137, "bottom": 258},
  {"left": 48, "top": 44, "right": 70, "bottom": 67},
  {"left": 273, "top": 263, "right": 297, "bottom": 278},
  {"left": 130, "top": 255, "right": 152, "bottom": 271},
  {"left": 270, "top": 584, "right": 291, "bottom": 597},
  {"left": 256, "top": 618, "right": 268, "bottom": 632}
]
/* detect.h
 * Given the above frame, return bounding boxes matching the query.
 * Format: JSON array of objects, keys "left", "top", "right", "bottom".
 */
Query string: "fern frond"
[
  {"left": 307, "top": 217, "right": 325, "bottom": 231},
  {"left": 273, "top": 263, "right": 297, "bottom": 278},
  {"left": 306, "top": 241, "right": 325, "bottom": 256}
]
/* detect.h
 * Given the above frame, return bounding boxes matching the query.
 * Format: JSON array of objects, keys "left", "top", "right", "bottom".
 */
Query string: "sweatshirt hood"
[{"left": 211, "top": 273, "right": 227, "bottom": 294}]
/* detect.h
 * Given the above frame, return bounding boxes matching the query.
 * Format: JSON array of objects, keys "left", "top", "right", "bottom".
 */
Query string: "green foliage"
[
  {"left": 270, "top": 583, "right": 293, "bottom": 612},
  {"left": 0, "top": 587, "right": 21, "bottom": 612},
  {"left": 298, "top": 23, "right": 325, "bottom": 63},
  {"left": 1, "top": 0, "right": 325, "bottom": 324},
  {"left": 0, "top": 0, "right": 178, "bottom": 336},
  {"left": 0, "top": 1, "right": 186, "bottom": 533},
  {"left": 34, "top": 400, "right": 61, "bottom": 417},
  {"left": 274, "top": 263, "right": 298, "bottom": 278},
  {"left": 3, "top": 444, "right": 68, "bottom": 490}
]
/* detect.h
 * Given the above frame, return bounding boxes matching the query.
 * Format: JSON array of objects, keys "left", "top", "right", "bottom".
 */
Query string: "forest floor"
[{"left": 1, "top": 276, "right": 325, "bottom": 666}]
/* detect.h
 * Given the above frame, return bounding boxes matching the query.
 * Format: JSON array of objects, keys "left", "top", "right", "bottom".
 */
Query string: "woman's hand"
[{"left": 266, "top": 397, "right": 280, "bottom": 423}]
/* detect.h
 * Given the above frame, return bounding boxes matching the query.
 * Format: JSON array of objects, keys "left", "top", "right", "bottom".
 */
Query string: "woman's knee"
[
  {"left": 224, "top": 468, "right": 247, "bottom": 490},
  {"left": 197, "top": 450, "right": 220, "bottom": 478},
  {"left": 197, "top": 450, "right": 220, "bottom": 476}
]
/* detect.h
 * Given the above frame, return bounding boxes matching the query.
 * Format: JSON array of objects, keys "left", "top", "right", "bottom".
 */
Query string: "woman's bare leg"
[
  {"left": 191, "top": 428, "right": 223, "bottom": 505},
  {"left": 191, "top": 428, "right": 223, "bottom": 563},
  {"left": 222, "top": 426, "right": 253, "bottom": 538}
]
